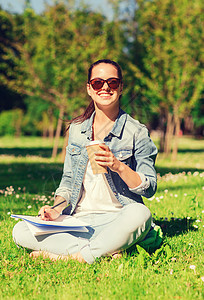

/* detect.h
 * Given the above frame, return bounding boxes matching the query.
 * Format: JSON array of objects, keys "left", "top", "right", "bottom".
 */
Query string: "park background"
[{"left": 0, "top": 0, "right": 203, "bottom": 299}]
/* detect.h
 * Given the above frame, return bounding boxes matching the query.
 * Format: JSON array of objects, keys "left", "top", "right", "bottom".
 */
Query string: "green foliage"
[
  {"left": 132, "top": 0, "right": 203, "bottom": 114},
  {"left": 23, "top": 97, "right": 57, "bottom": 136},
  {"left": 0, "top": 1, "right": 203, "bottom": 143},
  {"left": 192, "top": 97, "right": 204, "bottom": 135},
  {"left": 126, "top": 0, "right": 203, "bottom": 154},
  {"left": 1, "top": 4, "right": 124, "bottom": 114},
  {"left": 0, "top": 9, "right": 15, "bottom": 76},
  {"left": 0, "top": 109, "right": 23, "bottom": 136}
]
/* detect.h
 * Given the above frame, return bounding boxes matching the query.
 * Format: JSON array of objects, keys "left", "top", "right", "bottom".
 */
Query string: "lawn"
[{"left": 0, "top": 135, "right": 203, "bottom": 300}]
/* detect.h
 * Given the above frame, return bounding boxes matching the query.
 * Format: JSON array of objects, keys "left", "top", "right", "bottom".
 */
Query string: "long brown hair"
[{"left": 68, "top": 59, "right": 123, "bottom": 126}]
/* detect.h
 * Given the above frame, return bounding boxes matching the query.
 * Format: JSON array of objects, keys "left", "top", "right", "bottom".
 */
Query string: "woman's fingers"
[
  {"left": 95, "top": 152, "right": 111, "bottom": 160},
  {"left": 38, "top": 205, "right": 54, "bottom": 220},
  {"left": 38, "top": 205, "right": 50, "bottom": 216},
  {"left": 94, "top": 149, "right": 120, "bottom": 172},
  {"left": 98, "top": 143, "right": 109, "bottom": 151}
]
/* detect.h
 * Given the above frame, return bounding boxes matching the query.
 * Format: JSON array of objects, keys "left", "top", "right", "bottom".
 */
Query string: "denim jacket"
[{"left": 55, "top": 109, "right": 158, "bottom": 215}]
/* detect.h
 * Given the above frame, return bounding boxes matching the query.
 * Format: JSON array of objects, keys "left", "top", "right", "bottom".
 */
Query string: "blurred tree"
[
  {"left": 0, "top": 9, "right": 25, "bottom": 111},
  {"left": 191, "top": 97, "right": 204, "bottom": 136},
  {"left": 0, "top": 109, "right": 23, "bottom": 136},
  {"left": 23, "top": 97, "right": 57, "bottom": 137},
  {"left": 128, "top": 0, "right": 203, "bottom": 159},
  {"left": 111, "top": 0, "right": 203, "bottom": 158},
  {"left": 1, "top": 3, "right": 124, "bottom": 157}
]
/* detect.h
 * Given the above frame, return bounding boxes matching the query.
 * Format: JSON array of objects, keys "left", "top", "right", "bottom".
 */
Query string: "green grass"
[{"left": 0, "top": 135, "right": 204, "bottom": 300}]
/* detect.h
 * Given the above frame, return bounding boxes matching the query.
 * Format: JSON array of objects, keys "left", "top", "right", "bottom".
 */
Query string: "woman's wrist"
[
  {"left": 54, "top": 196, "right": 67, "bottom": 214},
  {"left": 116, "top": 161, "right": 125, "bottom": 175},
  {"left": 115, "top": 161, "right": 142, "bottom": 188}
]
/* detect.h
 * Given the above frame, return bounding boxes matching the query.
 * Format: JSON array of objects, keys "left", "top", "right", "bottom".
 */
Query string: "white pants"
[{"left": 12, "top": 203, "right": 152, "bottom": 264}]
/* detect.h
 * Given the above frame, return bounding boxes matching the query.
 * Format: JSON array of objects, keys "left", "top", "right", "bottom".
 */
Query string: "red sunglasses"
[{"left": 89, "top": 77, "right": 121, "bottom": 91}]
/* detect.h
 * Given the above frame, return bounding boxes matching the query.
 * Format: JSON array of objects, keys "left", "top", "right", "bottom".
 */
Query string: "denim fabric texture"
[{"left": 55, "top": 108, "right": 158, "bottom": 215}]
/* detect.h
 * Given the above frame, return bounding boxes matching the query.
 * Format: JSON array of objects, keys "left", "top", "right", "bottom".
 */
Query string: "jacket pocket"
[
  {"left": 112, "top": 149, "right": 132, "bottom": 165},
  {"left": 67, "top": 144, "right": 81, "bottom": 169},
  {"left": 67, "top": 144, "right": 81, "bottom": 155}
]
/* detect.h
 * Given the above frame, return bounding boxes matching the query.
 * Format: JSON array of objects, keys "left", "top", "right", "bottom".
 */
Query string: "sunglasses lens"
[
  {"left": 108, "top": 79, "right": 120, "bottom": 89},
  {"left": 90, "top": 78, "right": 121, "bottom": 90},
  {"left": 91, "top": 80, "right": 104, "bottom": 90}
]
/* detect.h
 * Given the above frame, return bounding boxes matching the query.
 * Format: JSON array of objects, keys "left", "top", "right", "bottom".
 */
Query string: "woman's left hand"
[{"left": 94, "top": 143, "right": 121, "bottom": 173}]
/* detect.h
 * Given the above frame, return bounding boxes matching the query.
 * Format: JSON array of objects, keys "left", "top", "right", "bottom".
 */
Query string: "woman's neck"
[
  {"left": 94, "top": 105, "right": 119, "bottom": 123},
  {"left": 92, "top": 106, "right": 119, "bottom": 140}
]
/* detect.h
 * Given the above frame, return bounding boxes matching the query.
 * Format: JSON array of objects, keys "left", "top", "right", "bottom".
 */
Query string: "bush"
[{"left": 0, "top": 109, "right": 23, "bottom": 136}]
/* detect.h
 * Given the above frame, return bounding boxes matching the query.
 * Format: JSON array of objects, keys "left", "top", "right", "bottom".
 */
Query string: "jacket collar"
[{"left": 81, "top": 108, "right": 127, "bottom": 139}]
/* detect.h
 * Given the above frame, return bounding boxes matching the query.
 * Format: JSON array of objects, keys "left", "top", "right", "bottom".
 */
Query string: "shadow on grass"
[
  {"left": 0, "top": 162, "right": 63, "bottom": 194},
  {"left": 177, "top": 149, "right": 204, "bottom": 153},
  {"left": 155, "top": 218, "right": 197, "bottom": 237},
  {"left": 0, "top": 147, "right": 63, "bottom": 158}
]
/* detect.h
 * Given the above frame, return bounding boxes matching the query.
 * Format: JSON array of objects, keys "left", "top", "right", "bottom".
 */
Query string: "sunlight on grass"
[
  {"left": 0, "top": 136, "right": 64, "bottom": 148},
  {"left": 0, "top": 135, "right": 204, "bottom": 299}
]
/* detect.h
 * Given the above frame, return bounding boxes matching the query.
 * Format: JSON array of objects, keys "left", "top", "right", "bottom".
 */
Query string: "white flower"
[
  {"left": 164, "top": 189, "right": 168, "bottom": 193},
  {"left": 195, "top": 219, "right": 201, "bottom": 223},
  {"left": 27, "top": 205, "right": 32, "bottom": 209},
  {"left": 16, "top": 194, "right": 19, "bottom": 198},
  {"left": 170, "top": 269, "right": 173, "bottom": 275},
  {"left": 201, "top": 276, "right": 204, "bottom": 282},
  {"left": 189, "top": 265, "right": 196, "bottom": 270},
  {"left": 7, "top": 212, "right": 11, "bottom": 215},
  {"left": 202, "top": 210, "right": 204, "bottom": 213},
  {"left": 174, "top": 194, "right": 178, "bottom": 197},
  {"left": 184, "top": 193, "right": 187, "bottom": 196},
  {"left": 193, "top": 225, "right": 198, "bottom": 229},
  {"left": 187, "top": 217, "right": 190, "bottom": 220}
]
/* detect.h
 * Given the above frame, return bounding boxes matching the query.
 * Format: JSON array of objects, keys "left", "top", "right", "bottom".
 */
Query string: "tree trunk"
[
  {"left": 164, "top": 112, "right": 174, "bottom": 155},
  {"left": 172, "top": 114, "right": 180, "bottom": 161},
  {"left": 159, "top": 115, "right": 166, "bottom": 153},
  {"left": 48, "top": 108, "right": 54, "bottom": 139},
  {"left": 52, "top": 106, "right": 64, "bottom": 158}
]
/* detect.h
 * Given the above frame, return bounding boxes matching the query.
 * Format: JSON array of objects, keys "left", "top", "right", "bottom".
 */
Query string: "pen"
[{"left": 38, "top": 199, "right": 67, "bottom": 217}]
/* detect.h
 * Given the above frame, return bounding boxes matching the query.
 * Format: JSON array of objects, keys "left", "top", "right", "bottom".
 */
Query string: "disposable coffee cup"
[{"left": 86, "top": 140, "right": 108, "bottom": 175}]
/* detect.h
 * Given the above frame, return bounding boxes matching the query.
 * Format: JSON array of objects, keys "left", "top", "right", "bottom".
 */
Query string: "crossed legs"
[{"left": 13, "top": 203, "right": 152, "bottom": 263}]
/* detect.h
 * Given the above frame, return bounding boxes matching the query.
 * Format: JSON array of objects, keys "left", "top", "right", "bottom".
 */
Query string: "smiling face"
[{"left": 87, "top": 63, "right": 123, "bottom": 110}]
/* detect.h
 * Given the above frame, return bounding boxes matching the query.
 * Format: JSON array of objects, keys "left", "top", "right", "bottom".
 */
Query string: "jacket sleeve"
[
  {"left": 129, "top": 126, "right": 157, "bottom": 198},
  {"left": 54, "top": 127, "right": 73, "bottom": 204}
]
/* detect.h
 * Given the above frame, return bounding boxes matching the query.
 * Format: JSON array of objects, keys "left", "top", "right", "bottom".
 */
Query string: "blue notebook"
[{"left": 11, "top": 214, "right": 89, "bottom": 236}]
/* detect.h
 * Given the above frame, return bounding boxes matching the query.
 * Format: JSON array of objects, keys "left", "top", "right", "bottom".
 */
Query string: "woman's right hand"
[{"left": 38, "top": 205, "right": 60, "bottom": 221}]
